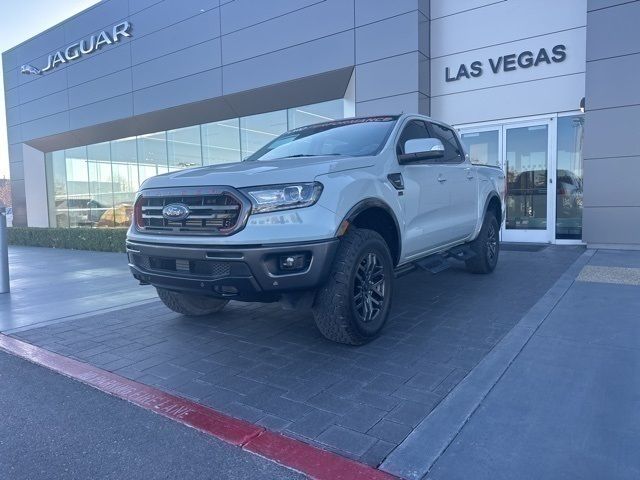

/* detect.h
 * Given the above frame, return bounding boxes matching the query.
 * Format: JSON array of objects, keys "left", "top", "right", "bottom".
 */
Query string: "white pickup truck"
[{"left": 127, "top": 114, "right": 505, "bottom": 345}]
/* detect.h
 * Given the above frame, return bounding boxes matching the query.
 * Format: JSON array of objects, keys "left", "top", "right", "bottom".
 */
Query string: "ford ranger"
[{"left": 127, "top": 114, "right": 505, "bottom": 345}]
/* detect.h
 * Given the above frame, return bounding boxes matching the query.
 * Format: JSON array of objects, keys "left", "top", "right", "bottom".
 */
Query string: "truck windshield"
[{"left": 244, "top": 116, "right": 398, "bottom": 161}]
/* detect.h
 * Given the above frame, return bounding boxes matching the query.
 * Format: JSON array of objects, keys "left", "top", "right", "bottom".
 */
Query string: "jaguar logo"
[
  {"left": 20, "top": 64, "right": 41, "bottom": 75},
  {"left": 162, "top": 203, "right": 190, "bottom": 222}
]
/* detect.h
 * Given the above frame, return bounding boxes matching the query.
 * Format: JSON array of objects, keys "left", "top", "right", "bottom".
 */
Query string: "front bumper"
[{"left": 127, "top": 239, "right": 339, "bottom": 302}]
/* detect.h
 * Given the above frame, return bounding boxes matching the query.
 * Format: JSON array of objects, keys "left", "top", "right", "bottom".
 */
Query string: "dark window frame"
[
  {"left": 395, "top": 119, "right": 433, "bottom": 160},
  {"left": 426, "top": 121, "right": 466, "bottom": 165}
]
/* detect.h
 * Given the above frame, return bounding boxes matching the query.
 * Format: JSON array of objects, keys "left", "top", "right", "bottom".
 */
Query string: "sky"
[{"left": 0, "top": 0, "right": 101, "bottom": 179}]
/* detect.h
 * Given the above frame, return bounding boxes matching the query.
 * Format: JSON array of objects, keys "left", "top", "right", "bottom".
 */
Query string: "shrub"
[{"left": 7, "top": 227, "right": 128, "bottom": 253}]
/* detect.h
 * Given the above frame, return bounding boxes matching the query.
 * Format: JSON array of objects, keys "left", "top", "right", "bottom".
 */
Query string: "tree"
[{"left": 0, "top": 179, "right": 11, "bottom": 207}]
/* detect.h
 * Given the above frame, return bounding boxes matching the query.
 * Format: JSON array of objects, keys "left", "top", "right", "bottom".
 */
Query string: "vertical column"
[
  {"left": 8, "top": 144, "right": 27, "bottom": 227},
  {"left": 583, "top": 0, "right": 640, "bottom": 247},
  {"left": 353, "top": 0, "right": 430, "bottom": 116},
  {"left": 0, "top": 205, "right": 9, "bottom": 294},
  {"left": 23, "top": 144, "right": 49, "bottom": 227}
]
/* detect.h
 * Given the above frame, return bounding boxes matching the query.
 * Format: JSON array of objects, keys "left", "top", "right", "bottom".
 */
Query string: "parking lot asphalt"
[
  {"left": 0, "top": 349, "right": 304, "bottom": 480},
  {"left": 8, "top": 244, "right": 584, "bottom": 466}
]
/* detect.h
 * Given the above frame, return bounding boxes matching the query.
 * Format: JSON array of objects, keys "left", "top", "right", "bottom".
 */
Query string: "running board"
[
  {"left": 416, "top": 254, "right": 450, "bottom": 274},
  {"left": 446, "top": 244, "right": 477, "bottom": 261},
  {"left": 409, "top": 245, "right": 478, "bottom": 275}
]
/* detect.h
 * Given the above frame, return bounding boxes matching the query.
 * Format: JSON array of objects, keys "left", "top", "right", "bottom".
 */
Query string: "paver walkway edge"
[{"left": 380, "top": 248, "right": 595, "bottom": 480}]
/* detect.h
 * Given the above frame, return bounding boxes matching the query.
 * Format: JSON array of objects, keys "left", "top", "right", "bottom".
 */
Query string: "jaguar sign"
[{"left": 20, "top": 21, "right": 132, "bottom": 75}]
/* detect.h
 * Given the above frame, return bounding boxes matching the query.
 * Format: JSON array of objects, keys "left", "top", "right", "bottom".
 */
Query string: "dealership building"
[{"left": 2, "top": 0, "right": 639, "bottom": 247}]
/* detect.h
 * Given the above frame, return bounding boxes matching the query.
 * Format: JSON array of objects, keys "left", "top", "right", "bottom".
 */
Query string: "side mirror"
[{"left": 398, "top": 138, "right": 445, "bottom": 164}]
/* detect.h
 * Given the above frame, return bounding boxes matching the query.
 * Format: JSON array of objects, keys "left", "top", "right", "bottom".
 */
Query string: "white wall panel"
[
  {"left": 431, "top": 0, "right": 504, "bottom": 19},
  {"left": 130, "top": 8, "right": 220, "bottom": 65},
  {"left": 356, "top": 11, "right": 422, "bottom": 64},
  {"left": 431, "top": 73, "right": 585, "bottom": 125},
  {"left": 221, "top": 0, "right": 322, "bottom": 34},
  {"left": 221, "top": 0, "right": 353, "bottom": 64},
  {"left": 586, "top": 1, "right": 640, "bottom": 60},
  {"left": 355, "top": 52, "right": 420, "bottom": 102},
  {"left": 66, "top": 44, "right": 132, "bottom": 87},
  {"left": 132, "top": 39, "right": 221, "bottom": 90},
  {"left": 68, "top": 70, "right": 133, "bottom": 109},
  {"left": 431, "top": 0, "right": 586, "bottom": 58},
  {"left": 355, "top": 0, "right": 420, "bottom": 26},
  {"left": 222, "top": 32, "right": 353, "bottom": 95},
  {"left": 356, "top": 92, "right": 423, "bottom": 116},
  {"left": 129, "top": 0, "right": 214, "bottom": 37}
]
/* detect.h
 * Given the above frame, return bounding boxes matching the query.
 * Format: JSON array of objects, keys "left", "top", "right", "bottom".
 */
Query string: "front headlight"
[{"left": 240, "top": 182, "right": 323, "bottom": 214}]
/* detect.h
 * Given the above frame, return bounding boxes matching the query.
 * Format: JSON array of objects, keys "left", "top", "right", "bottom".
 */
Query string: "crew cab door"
[
  {"left": 395, "top": 120, "right": 451, "bottom": 258},
  {"left": 425, "top": 121, "right": 479, "bottom": 240}
]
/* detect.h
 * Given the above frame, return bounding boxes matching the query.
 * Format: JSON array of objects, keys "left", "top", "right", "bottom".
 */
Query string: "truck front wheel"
[
  {"left": 156, "top": 288, "right": 229, "bottom": 316},
  {"left": 313, "top": 228, "right": 394, "bottom": 345}
]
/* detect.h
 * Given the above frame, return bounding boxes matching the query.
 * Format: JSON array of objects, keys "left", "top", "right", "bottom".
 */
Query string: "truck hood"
[{"left": 140, "top": 155, "right": 376, "bottom": 190}]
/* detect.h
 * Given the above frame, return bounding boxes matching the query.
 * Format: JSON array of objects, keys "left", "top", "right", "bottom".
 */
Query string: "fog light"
[{"left": 279, "top": 254, "right": 307, "bottom": 271}]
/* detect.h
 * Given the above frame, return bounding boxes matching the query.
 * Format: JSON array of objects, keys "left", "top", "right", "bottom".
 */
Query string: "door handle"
[
  {"left": 465, "top": 168, "right": 475, "bottom": 180},
  {"left": 437, "top": 174, "right": 447, "bottom": 183}
]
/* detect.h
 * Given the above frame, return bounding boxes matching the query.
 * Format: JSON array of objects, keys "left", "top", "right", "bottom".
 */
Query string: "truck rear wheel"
[
  {"left": 156, "top": 288, "right": 229, "bottom": 316},
  {"left": 313, "top": 228, "right": 393, "bottom": 345},
  {"left": 465, "top": 211, "right": 500, "bottom": 274}
]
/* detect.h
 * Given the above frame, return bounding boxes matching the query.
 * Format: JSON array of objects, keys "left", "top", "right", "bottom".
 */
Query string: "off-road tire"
[
  {"left": 465, "top": 211, "right": 500, "bottom": 274},
  {"left": 156, "top": 288, "right": 228, "bottom": 316},
  {"left": 313, "top": 228, "right": 394, "bottom": 345}
]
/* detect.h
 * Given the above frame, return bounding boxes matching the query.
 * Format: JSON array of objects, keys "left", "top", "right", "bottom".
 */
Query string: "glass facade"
[
  {"left": 556, "top": 115, "right": 584, "bottom": 240},
  {"left": 45, "top": 99, "right": 345, "bottom": 228}
]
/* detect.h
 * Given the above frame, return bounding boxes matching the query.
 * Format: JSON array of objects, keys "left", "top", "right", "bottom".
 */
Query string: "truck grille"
[{"left": 134, "top": 188, "right": 249, "bottom": 236}]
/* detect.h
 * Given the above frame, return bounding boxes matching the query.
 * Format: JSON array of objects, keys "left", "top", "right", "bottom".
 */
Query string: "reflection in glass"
[
  {"left": 556, "top": 115, "right": 584, "bottom": 240},
  {"left": 168, "top": 126, "right": 202, "bottom": 171},
  {"left": 111, "top": 137, "right": 139, "bottom": 226},
  {"left": 87, "top": 142, "right": 115, "bottom": 227},
  {"left": 240, "top": 110, "right": 287, "bottom": 159},
  {"left": 505, "top": 125, "right": 548, "bottom": 230},
  {"left": 44, "top": 99, "right": 345, "bottom": 227},
  {"left": 287, "top": 99, "right": 344, "bottom": 130},
  {"left": 138, "top": 132, "right": 168, "bottom": 184},
  {"left": 202, "top": 119, "right": 241, "bottom": 165},
  {"left": 461, "top": 130, "right": 500, "bottom": 166},
  {"left": 64, "top": 146, "right": 93, "bottom": 228},
  {"left": 45, "top": 151, "right": 68, "bottom": 227}
]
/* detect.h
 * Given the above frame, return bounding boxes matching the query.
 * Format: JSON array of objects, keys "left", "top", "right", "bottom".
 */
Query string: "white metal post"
[{"left": 0, "top": 206, "right": 9, "bottom": 294}]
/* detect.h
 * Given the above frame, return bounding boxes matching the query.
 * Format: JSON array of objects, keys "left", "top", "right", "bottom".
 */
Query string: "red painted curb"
[
  {"left": 246, "top": 430, "right": 396, "bottom": 480},
  {"left": 0, "top": 334, "right": 397, "bottom": 480}
]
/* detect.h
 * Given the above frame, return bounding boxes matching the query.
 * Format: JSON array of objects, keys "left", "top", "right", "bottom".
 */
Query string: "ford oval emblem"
[{"left": 162, "top": 203, "right": 190, "bottom": 221}]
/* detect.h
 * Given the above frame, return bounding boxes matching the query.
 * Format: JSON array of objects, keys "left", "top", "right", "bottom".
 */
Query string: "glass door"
[
  {"left": 502, "top": 120, "right": 554, "bottom": 243},
  {"left": 461, "top": 119, "right": 556, "bottom": 243}
]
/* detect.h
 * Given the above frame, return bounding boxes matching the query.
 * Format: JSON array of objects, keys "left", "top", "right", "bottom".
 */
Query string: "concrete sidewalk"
[
  {"left": 0, "top": 247, "right": 156, "bottom": 332},
  {"left": 382, "top": 249, "right": 640, "bottom": 479}
]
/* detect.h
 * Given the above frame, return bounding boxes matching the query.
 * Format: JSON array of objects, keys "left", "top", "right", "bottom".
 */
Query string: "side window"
[
  {"left": 396, "top": 120, "right": 430, "bottom": 155},
  {"left": 427, "top": 122, "right": 464, "bottom": 163}
]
